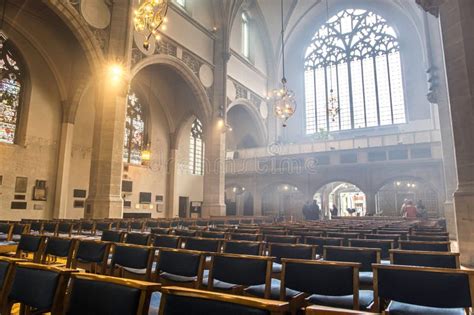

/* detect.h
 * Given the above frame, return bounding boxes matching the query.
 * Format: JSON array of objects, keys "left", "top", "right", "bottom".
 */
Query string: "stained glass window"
[
  {"left": 123, "top": 92, "right": 147, "bottom": 165},
  {"left": 0, "top": 38, "right": 23, "bottom": 144},
  {"left": 189, "top": 118, "right": 204, "bottom": 175},
  {"left": 242, "top": 12, "right": 250, "bottom": 58},
  {"left": 304, "top": 9, "right": 406, "bottom": 134}
]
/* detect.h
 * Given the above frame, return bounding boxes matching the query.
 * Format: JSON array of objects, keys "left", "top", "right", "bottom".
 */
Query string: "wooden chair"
[
  {"left": 305, "top": 305, "right": 379, "bottom": 314},
  {"left": 158, "top": 286, "right": 289, "bottom": 315},
  {"left": 206, "top": 253, "right": 273, "bottom": 298},
  {"left": 0, "top": 257, "right": 26, "bottom": 309},
  {"left": 323, "top": 246, "right": 381, "bottom": 289},
  {"left": 280, "top": 259, "right": 373, "bottom": 312},
  {"left": 11, "top": 224, "right": 29, "bottom": 242},
  {"left": 183, "top": 237, "right": 222, "bottom": 253},
  {"left": 365, "top": 234, "right": 401, "bottom": 248},
  {"left": 155, "top": 248, "right": 205, "bottom": 288},
  {"left": 408, "top": 235, "right": 450, "bottom": 242},
  {"left": 348, "top": 239, "right": 394, "bottom": 260},
  {"left": 326, "top": 233, "right": 360, "bottom": 246},
  {"left": 42, "top": 222, "right": 59, "bottom": 236},
  {"left": 199, "top": 231, "right": 227, "bottom": 239},
  {"left": 78, "top": 221, "right": 95, "bottom": 235},
  {"left": 230, "top": 233, "right": 263, "bottom": 241},
  {"left": 64, "top": 273, "right": 160, "bottom": 315},
  {"left": 0, "top": 224, "right": 13, "bottom": 242},
  {"left": 304, "top": 237, "right": 343, "bottom": 256},
  {"left": 41, "top": 237, "right": 76, "bottom": 268},
  {"left": 130, "top": 221, "right": 145, "bottom": 232},
  {"left": 2, "top": 262, "right": 75, "bottom": 315},
  {"left": 94, "top": 222, "right": 112, "bottom": 235},
  {"left": 151, "top": 227, "right": 171, "bottom": 235},
  {"left": 71, "top": 240, "right": 112, "bottom": 274},
  {"left": 29, "top": 221, "right": 43, "bottom": 234},
  {"left": 57, "top": 223, "right": 73, "bottom": 237},
  {"left": 153, "top": 235, "right": 182, "bottom": 249},
  {"left": 373, "top": 264, "right": 474, "bottom": 314},
  {"left": 265, "top": 235, "right": 299, "bottom": 245},
  {"left": 125, "top": 232, "right": 152, "bottom": 246},
  {"left": 15, "top": 234, "right": 46, "bottom": 262},
  {"left": 399, "top": 240, "right": 451, "bottom": 252},
  {"left": 174, "top": 229, "right": 198, "bottom": 237},
  {"left": 268, "top": 243, "right": 316, "bottom": 277},
  {"left": 223, "top": 240, "right": 265, "bottom": 256},
  {"left": 109, "top": 243, "right": 155, "bottom": 281},
  {"left": 389, "top": 249, "right": 460, "bottom": 269}
]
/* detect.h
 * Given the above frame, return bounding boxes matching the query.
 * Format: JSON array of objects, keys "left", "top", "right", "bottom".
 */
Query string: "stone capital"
[{"left": 415, "top": 0, "right": 446, "bottom": 17}]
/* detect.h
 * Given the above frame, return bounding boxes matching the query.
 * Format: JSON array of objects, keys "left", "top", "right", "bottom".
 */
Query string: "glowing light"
[{"left": 108, "top": 63, "right": 124, "bottom": 84}]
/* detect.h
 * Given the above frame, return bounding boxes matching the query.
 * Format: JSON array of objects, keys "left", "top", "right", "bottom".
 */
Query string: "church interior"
[{"left": 0, "top": 0, "right": 472, "bottom": 314}]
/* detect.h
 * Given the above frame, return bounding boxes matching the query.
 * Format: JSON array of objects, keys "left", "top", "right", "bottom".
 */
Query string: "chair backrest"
[
  {"left": 57, "top": 223, "right": 73, "bottom": 236},
  {"left": 16, "top": 235, "right": 46, "bottom": 262},
  {"left": 408, "top": 235, "right": 449, "bottom": 242},
  {"left": 268, "top": 244, "right": 316, "bottom": 263},
  {"left": 324, "top": 246, "right": 380, "bottom": 272},
  {"left": 208, "top": 253, "right": 273, "bottom": 298},
  {"left": 348, "top": 239, "right": 394, "bottom": 260},
  {"left": 64, "top": 273, "right": 160, "bottom": 315},
  {"left": 0, "top": 223, "right": 12, "bottom": 238},
  {"left": 159, "top": 286, "right": 289, "bottom": 315},
  {"left": 151, "top": 228, "right": 171, "bottom": 235},
  {"left": 101, "top": 230, "right": 125, "bottom": 243},
  {"left": 125, "top": 232, "right": 152, "bottom": 246},
  {"left": 230, "top": 233, "right": 262, "bottom": 241},
  {"left": 42, "top": 222, "right": 58, "bottom": 235},
  {"left": 390, "top": 249, "right": 460, "bottom": 269},
  {"left": 304, "top": 237, "right": 343, "bottom": 255},
  {"left": 223, "top": 240, "right": 264, "bottom": 256},
  {"left": 153, "top": 235, "right": 181, "bottom": 249},
  {"left": 72, "top": 240, "right": 112, "bottom": 274},
  {"left": 30, "top": 222, "right": 42, "bottom": 233},
  {"left": 110, "top": 244, "right": 155, "bottom": 280},
  {"left": 399, "top": 240, "right": 450, "bottom": 252},
  {"left": 174, "top": 229, "right": 197, "bottom": 237},
  {"left": 79, "top": 221, "right": 95, "bottom": 234},
  {"left": 4, "top": 262, "right": 74, "bottom": 314},
  {"left": 281, "top": 259, "right": 360, "bottom": 309},
  {"left": 200, "top": 231, "right": 227, "bottom": 239},
  {"left": 262, "top": 229, "right": 286, "bottom": 236},
  {"left": 12, "top": 224, "right": 28, "bottom": 236},
  {"left": 156, "top": 248, "right": 205, "bottom": 283},
  {"left": 184, "top": 237, "right": 222, "bottom": 253},
  {"left": 264, "top": 235, "right": 299, "bottom": 244},
  {"left": 95, "top": 222, "right": 112, "bottom": 232},
  {"left": 0, "top": 257, "right": 24, "bottom": 300},
  {"left": 118, "top": 221, "right": 130, "bottom": 231},
  {"left": 130, "top": 221, "right": 144, "bottom": 232},
  {"left": 373, "top": 264, "right": 474, "bottom": 311},
  {"left": 326, "top": 232, "right": 359, "bottom": 245},
  {"left": 42, "top": 237, "right": 76, "bottom": 268}
]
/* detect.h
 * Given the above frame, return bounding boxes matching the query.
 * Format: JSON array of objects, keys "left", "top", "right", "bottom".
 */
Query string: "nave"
[{"left": 0, "top": 216, "right": 467, "bottom": 314}]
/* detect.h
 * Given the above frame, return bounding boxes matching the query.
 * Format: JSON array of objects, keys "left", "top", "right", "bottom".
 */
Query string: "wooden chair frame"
[
  {"left": 155, "top": 248, "right": 206, "bottom": 289},
  {"left": 222, "top": 240, "right": 265, "bottom": 256},
  {"left": 63, "top": 273, "right": 161, "bottom": 315},
  {"left": 15, "top": 235, "right": 47, "bottom": 263},
  {"left": 389, "top": 249, "right": 461, "bottom": 268},
  {"left": 158, "top": 286, "right": 289, "bottom": 315},
  {"left": 399, "top": 240, "right": 451, "bottom": 251},
  {"left": 71, "top": 240, "right": 112, "bottom": 274},
  {"left": 41, "top": 237, "right": 77, "bottom": 268},
  {"left": 109, "top": 243, "right": 155, "bottom": 281},
  {"left": 206, "top": 252, "right": 273, "bottom": 298},
  {"left": 372, "top": 263, "right": 474, "bottom": 313}
]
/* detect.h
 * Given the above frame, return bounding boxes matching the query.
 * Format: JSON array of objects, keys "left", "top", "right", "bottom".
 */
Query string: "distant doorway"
[{"left": 179, "top": 196, "right": 189, "bottom": 218}]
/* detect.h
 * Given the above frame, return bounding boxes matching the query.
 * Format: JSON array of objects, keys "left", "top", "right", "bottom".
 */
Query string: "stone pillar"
[
  {"left": 202, "top": 25, "right": 229, "bottom": 217},
  {"left": 253, "top": 189, "right": 262, "bottom": 216},
  {"left": 53, "top": 112, "right": 74, "bottom": 219},
  {"left": 365, "top": 191, "right": 377, "bottom": 216},
  {"left": 167, "top": 136, "right": 178, "bottom": 218},
  {"left": 438, "top": 0, "right": 474, "bottom": 266},
  {"left": 423, "top": 11, "right": 458, "bottom": 238},
  {"left": 85, "top": 0, "right": 132, "bottom": 219}
]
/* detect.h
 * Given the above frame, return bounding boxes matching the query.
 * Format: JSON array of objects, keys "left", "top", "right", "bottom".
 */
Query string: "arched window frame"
[
  {"left": 241, "top": 12, "right": 250, "bottom": 59},
  {"left": 189, "top": 118, "right": 204, "bottom": 176},
  {"left": 0, "top": 36, "right": 26, "bottom": 145},
  {"left": 123, "top": 92, "right": 148, "bottom": 165},
  {"left": 304, "top": 9, "right": 406, "bottom": 134},
  {"left": 176, "top": 0, "right": 186, "bottom": 9}
]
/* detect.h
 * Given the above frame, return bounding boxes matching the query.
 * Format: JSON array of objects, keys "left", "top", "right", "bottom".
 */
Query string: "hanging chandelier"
[
  {"left": 133, "top": 0, "right": 169, "bottom": 50},
  {"left": 269, "top": 0, "right": 296, "bottom": 128}
]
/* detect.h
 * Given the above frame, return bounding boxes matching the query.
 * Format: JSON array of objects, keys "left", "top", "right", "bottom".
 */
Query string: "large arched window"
[
  {"left": 241, "top": 12, "right": 250, "bottom": 59},
  {"left": 123, "top": 92, "right": 147, "bottom": 165},
  {"left": 304, "top": 9, "right": 406, "bottom": 134},
  {"left": 0, "top": 38, "right": 24, "bottom": 144},
  {"left": 189, "top": 118, "right": 204, "bottom": 175}
]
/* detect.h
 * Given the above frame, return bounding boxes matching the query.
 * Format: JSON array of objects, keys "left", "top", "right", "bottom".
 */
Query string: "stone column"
[
  {"left": 437, "top": 0, "right": 474, "bottom": 266},
  {"left": 85, "top": 0, "right": 132, "bottom": 219},
  {"left": 166, "top": 134, "right": 178, "bottom": 218},
  {"left": 365, "top": 191, "right": 377, "bottom": 216},
  {"left": 202, "top": 27, "right": 229, "bottom": 218},
  {"left": 53, "top": 109, "right": 74, "bottom": 219}
]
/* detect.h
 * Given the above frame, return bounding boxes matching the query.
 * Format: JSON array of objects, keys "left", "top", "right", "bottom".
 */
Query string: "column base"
[
  {"left": 443, "top": 200, "right": 458, "bottom": 240},
  {"left": 85, "top": 195, "right": 123, "bottom": 219},
  {"left": 202, "top": 203, "right": 226, "bottom": 218},
  {"left": 454, "top": 190, "right": 474, "bottom": 267}
]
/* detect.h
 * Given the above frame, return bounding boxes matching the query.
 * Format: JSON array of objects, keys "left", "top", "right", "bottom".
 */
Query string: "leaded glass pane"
[
  {"left": 123, "top": 92, "right": 146, "bottom": 165},
  {"left": 189, "top": 118, "right": 204, "bottom": 175}
]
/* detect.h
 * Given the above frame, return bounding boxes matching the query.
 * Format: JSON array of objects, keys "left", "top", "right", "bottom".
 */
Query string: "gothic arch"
[{"left": 227, "top": 98, "right": 267, "bottom": 147}]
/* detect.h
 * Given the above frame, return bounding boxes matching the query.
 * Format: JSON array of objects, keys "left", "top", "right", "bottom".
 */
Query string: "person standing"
[
  {"left": 403, "top": 200, "right": 418, "bottom": 218},
  {"left": 330, "top": 204, "right": 338, "bottom": 218},
  {"left": 302, "top": 201, "right": 311, "bottom": 220},
  {"left": 311, "top": 200, "right": 320, "bottom": 220},
  {"left": 416, "top": 200, "right": 428, "bottom": 219},
  {"left": 400, "top": 199, "right": 408, "bottom": 216}
]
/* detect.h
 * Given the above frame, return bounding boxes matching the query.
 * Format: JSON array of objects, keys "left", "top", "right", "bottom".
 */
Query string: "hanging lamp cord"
[{"left": 280, "top": 0, "right": 286, "bottom": 84}]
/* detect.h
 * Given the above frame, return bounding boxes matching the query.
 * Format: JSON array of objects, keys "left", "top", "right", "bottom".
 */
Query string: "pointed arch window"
[
  {"left": 0, "top": 38, "right": 24, "bottom": 144},
  {"left": 189, "top": 118, "right": 204, "bottom": 175},
  {"left": 304, "top": 9, "right": 406, "bottom": 134},
  {"left": 242, "top": 12, "right": 250, "bottom": 58},
  {"left": 123, "top": 92, "right": 147, "bottom": 165}
]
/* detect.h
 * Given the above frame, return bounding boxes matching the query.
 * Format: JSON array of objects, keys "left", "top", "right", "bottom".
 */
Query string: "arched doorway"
[
  {"left": 376, "top": 179, "right": 439, "bottom": 217},
  {"left": 314, "top": 182, "right": 366, "bottom": 217},
  {"left": 226, "top": 101, "right": 266, "bottom": 151},
  {"left": 225, "top": 185, "right": 254, "bottom": 216},
  {"left": 262, "top": 184, "right": 304, "bottom": 218}
]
